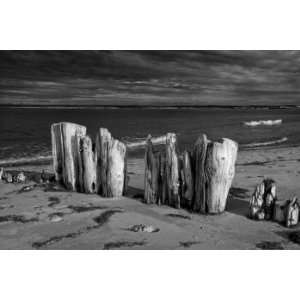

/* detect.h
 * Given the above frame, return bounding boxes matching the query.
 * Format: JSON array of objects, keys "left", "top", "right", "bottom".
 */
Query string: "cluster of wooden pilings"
[
  {"left": 144, "top": 133, "right": 238, "bottom": 214},
  {"left": 51, "top": 122, "right": 238, "bottom": 214},
  {"left": 51, "top": 122, "right": 127, "bottom": 197}
]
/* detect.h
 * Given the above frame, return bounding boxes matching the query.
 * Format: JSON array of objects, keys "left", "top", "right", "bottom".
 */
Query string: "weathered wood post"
[
  {"left": 249, "top": 178, "right": 277, "bottom": 220},
  {"left": 144, "top": 136, "right": 160, "bottom": 204},
  {"left": 51, "top": 122, "right": 86, "bottom": 191},
  {"left": 180, "top": 150, "right": 194, "bottom": 209},
  {"left": 205, "top": 138, "right": 238, "bottom": 214},
  {"left": 95, "top": 128, "right": 127, "bottom": 197},
  {"left": 193, "top": 135, "right": 238, "bottom": 214},
  {"left": 95, "top": 128, "right": 112, "bottom": 196},
  {"left": 79, "top": 135, "right": 96, "bottom": 193},
  {"left": 193, "top": 134, "right": 209, "bottom": 213},
  {"left": 108, "top": 139, "right": 127, "bottom": 197},
  {"left": 165, "top": 133, "right": 180, "bottom": 208}
]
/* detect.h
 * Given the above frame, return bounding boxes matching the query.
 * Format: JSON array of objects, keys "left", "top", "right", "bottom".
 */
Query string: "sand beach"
[{"left": 0, "top": 145, "right": 300, "bottom": 250}]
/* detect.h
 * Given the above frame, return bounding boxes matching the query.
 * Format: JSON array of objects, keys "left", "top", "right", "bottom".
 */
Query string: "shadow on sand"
[{"left": 226, "top": 187, "right": 250, "bottom": 217}]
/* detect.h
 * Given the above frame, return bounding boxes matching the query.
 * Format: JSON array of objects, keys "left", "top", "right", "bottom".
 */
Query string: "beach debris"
[
  {"left": 48, "top": 213, "right": 64, "bottom": 223},
  {"left": 127, "top": 224, "right": 160, "bottom": 233},
  {"left": 16, "top": 172, "right": 26, "bottom": 183},
  {"left": 0, "top": 167, "right": 4, "bottom": 181},
  {"left": 272, "top": 197, "right": 299, "bottom": 227},
  {"left": 286, "top": 197, "right": 299, "bottom": 228},
  {"left": 249, "top": 178, "right": 277, "bottom": 220},
  {"left": 2, "top": 172, "right": 13, "bottom": 183},
  {"left": 18, "top": 184, "right": 36, "bottom": 193}
]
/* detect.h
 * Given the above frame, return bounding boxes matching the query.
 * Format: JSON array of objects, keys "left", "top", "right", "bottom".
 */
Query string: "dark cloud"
[{"left": 0, "top": 50, "right": 300, "bottom": 105}]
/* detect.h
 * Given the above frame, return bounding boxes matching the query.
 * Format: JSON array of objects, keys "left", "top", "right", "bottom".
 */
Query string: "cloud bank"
[{"left": 0, "top": 51, "right": 300, "bottom": 106}]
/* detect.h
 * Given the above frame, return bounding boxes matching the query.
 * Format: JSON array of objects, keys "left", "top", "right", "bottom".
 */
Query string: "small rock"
[
  {"left": 3, "top": 172, "right": 13, "bottom": 183},
  {"left": 127, "top": 224, "right": 160, "bottom": 233},
  {"left": 18, "top": 185, "right": 35, "bottom": 193},
  {"left": 49, "top": 214, "right": 63, "bottom": 223},
  {"left": 143, "top": 225, "right": 160, "bottom": 233},
  {"left": 16, "top": 172, "right": 26, "bottom": 183}
]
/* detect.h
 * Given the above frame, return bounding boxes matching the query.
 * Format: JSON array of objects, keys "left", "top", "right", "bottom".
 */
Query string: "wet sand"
[{"left": 0, "top": 146, "right": 300, "bottom": 249}]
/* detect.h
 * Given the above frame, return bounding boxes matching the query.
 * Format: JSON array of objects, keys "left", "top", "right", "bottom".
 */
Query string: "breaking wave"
[
  {"left": 243, "top": 137, "right": 288, "bottom": 148},
  {"left": 244, "top": 119, "right": 282, "bottom": 126}
]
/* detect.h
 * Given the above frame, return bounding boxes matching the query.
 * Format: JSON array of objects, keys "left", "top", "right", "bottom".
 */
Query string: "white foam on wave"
[
  {"left": 243, "top": 137, "right": 288, "bottom": 148},
  {"left": 244, "top": 119, "right": 282, "bottom": 126}
]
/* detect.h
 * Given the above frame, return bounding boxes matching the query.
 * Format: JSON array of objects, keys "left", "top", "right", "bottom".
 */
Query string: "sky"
[{"left": 0, "top": 50, "right": 300, "bottom": 106}]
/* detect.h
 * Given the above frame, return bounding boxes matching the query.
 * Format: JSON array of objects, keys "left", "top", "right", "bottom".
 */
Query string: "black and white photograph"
[
  {"left": 0, "top": 50, "right": 300, "bottom": 250},
  {"left": 1, "top": 1, "right": 300, "bottom": 299}
]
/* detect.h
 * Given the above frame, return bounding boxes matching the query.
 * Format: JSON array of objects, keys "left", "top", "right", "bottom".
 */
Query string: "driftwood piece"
[
  {"left": 249, "top": 178, "right": 277, "bottom": 220},
  {"left": 165, "top": 133, "right": 180, "bottom": 208},
  {"left": 249, "top": 181, "right": 265, "bottom": 220},
  {"left": 95, "top": 128, "right": 112, "bottom": 196},
  {"left": 193, "top": 134, "right": 209, "bottom": 213},
  {"left": 286, "top": 197, "right": 299, "bottom": 228},
  {"left": 79, "top": 135, "right": 96, "bottom": 193},
  {"left": 180, "top": 150, "right": 194, "bottom": 209},
  {"left": 107, "top": 139, "right": 127, "bottom": 197},
  {"left": 144, "top": 136, "right": 160, "bottom": 204},
  {"left": 51, "top": 122, "right": 86, "bottom": 191},
  {"left": 205, "top": 138, "right": 238, "bottom": 214}
]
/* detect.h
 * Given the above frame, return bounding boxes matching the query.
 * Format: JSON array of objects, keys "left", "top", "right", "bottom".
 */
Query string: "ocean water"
[{"left": 0, "top": 107, "right": 299, "bottom": 164}]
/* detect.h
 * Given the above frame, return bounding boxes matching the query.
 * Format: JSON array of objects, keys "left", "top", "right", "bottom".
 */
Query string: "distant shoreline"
[{"left": 0, "top": 104, "right": 299, "bottom": 109}]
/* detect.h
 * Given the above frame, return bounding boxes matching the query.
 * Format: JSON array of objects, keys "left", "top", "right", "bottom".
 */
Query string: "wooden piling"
[
  {"left": 193, "top": 134, "right": 209, "bottom": 213},
  {"left": 205, "top": 138, "right": 238, "bottom": 214},
  {"left": 95, "top": 128, "right": 126, "bottom": 197},
  {"left": 107, "top": 139, "right": 127, "bottom": 197},
  {"left": 180, "top": 150, "right": 194, "bottom": 209},
  {"left": 79, "top": 135, "right": 96, "bottom": 193},
  {"left": 165, "top": 133, "right": 180, "bottom": 208},
  {"left": 51, "top": 122, "right": 86, "bottom": 191},
  {"left": 95, "top": 128, "right": 112, "bottom": 196},
  {"left": 144, "top": 136, "right": 160, "bottom": 204}
]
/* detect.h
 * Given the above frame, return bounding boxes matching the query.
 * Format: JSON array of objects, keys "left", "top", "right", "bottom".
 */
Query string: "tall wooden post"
[
  {"left": 79, "top": 135, "right": 96, "bottom": 193},
  {"left": 180, "top": 150, "right": 194, "bottom": 209},
  {"left": 95, "top": 128, "right": 112, "bottom": 196},
  {"left": 165, "top": 133, "right": 180, "bottom": 208},
  {"left": 51, "top": 122, "right": 86, "bottom": 191},
  {"left": 206, "top": 138, "right": 238, "bottom": 214},
  {"left": 95, "top": 128, "right": 127, "bottom": 197},
  {"left": 107, "top": 139, "right": 127, "bottom": 197},
  {"left": 193, "top": 134, "right": 209, "bottom": 213},
  {"left": 144, "top": 136, "right": 160, "bottom": 204}
]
